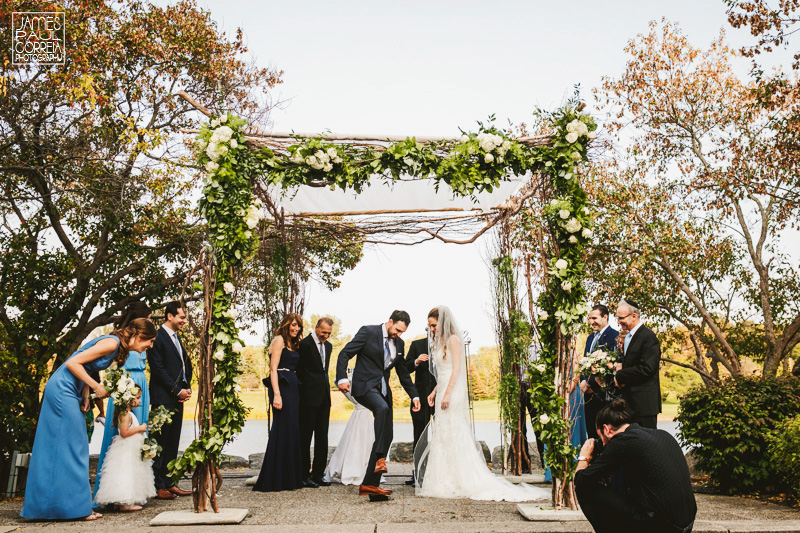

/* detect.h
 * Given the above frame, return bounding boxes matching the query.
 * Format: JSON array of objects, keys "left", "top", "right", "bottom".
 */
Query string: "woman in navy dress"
[
  {"left": 21, "top": 318, "right": 157, "bottom": 521},
  {"left": 93, "top": 302, "right": 153, "bottom": 505},
  {"left": 253, "top": 313, "right": 304, "bottom": 492}
]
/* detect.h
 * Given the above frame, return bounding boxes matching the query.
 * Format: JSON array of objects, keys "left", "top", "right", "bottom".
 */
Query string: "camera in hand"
[{"left": 592, "top": 437, "right": 604, "bottom": 455}]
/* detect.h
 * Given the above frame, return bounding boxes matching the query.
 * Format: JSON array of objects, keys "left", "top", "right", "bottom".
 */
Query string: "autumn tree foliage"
[
  {"left": 0, "top": 0, "right": 282, "bottom": 460},
  {"left": 589, "top": 20, "right": 800, "bottom": 379}
]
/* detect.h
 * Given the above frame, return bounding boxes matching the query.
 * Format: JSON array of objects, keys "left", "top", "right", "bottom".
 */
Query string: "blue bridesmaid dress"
[
  {"left": 92, "top": 350, "right": 149, "bottom": 504},
  {"left": 544, "top": 369, "right": 588, "bottom": 482},
  {"left": 21, "top": 335, "right": 120, "bottom": 519}
]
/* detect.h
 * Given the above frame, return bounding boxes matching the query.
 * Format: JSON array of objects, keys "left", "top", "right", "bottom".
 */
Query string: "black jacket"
[
  {"left": 148, "top": 326, "right": 193, "bottom": 407},
  {"left": 336, "top": 324, "right": 418, "bottom": 400},
  {"left": 404, "top": 338, "right": 437, "bottom": 400},
  {"left": 616, "top": 324, "right": 661, "bottom": 417},
  {"left": 296, "top": 333, "right": 332, "bottom": 406}
]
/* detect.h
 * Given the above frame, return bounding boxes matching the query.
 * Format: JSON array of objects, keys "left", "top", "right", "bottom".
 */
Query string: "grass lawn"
[{"left": 182, "top": 390, "right": 680, "bottom": 422}]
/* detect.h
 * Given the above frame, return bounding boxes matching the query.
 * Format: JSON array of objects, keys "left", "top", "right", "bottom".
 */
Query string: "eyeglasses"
[{"left": 617, "top": 313, "right": 632, "bottom": 320}]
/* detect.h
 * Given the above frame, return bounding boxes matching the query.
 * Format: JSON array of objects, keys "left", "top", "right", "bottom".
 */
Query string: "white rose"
[
  {"left": 484, "top": 153, "right": 494, "bottom": 163},
  {"left": 291, "top": 151, "right": 303, "bottom": 163},
  {"left": 539, "top": 414, "right": 550, "bottom": 425},
  {"left": 566, "top": 120, "right": 579, "bottom": 133},
  {"left": 502, "top": 140, "right": 511, "bottom": 150},
  {"left": 555, "top": 259, "right": 568, "bottom": 270},
  {"left": 210, "top": 118, "right": 221, "bottom": 128},
  {"left": 582, "top": 228, "right": 593, "bottom": 238},
  {"left": 566, "top": 132, "right": 579, "bottom": 143},
  {"left": 210, "top": 126, "right": 233, "bottom": 143},
  {"left": 571, "top": 151, "right": 582, "bottom": 161},
  {"left": 226, "top": 308, "right": 239, "bottom": 319},
  {"left": 326, "top": 147, "right": 337, "bottom": 158},
  {"left": 550, "top": 199, "right": 560, "bottom": 207},
  {"left": 588, "top": 131, "right": 596, "bottom": 139},
  {"left": 223, "top": 282, "right": 235, "bottom": 294},
  {"left": 535, "top": 363, "right": 546, "bottom": 373},
  {"left": 234, "top": 384, "right": 242, "bottom": 392},
  {"left": 230, "top": 139, "right": 238, "bottom": 149},
  {"left": 118, "top": 379, "right": 128, "bottom": 392},
  {"left": 205, "top": 161, "right": 219, "bottom": 173},
  {"left": 561, "top": 280, "right": 573, "bottom": 292},
  {"left": 460, "top": 134, "right": 469, "bottom": 143},
  {"left": 558, "top": 209, "right": 570, "bottom": 220},
  {"left": 582, "top": 206, "right": 591, "bottom": 214},
  {"left": 538, "top": 310, "right": 549, "bottom": 321},
  {"left": 577, "top": 122, "right": 589, "bottom": 135},
  {"left": 232, "top": 341, "right": 243, "bottom": 354},
  {"left": 569, "top": 235, "right": 578, "bottom": 243},
  {"left": 565, "top": 218, "right": 582, "bottom": 233},
  {"left": 323, "top": 164, "right": 333, "bottom": 172},
  {"left": 213, "top": 349, "right": 225, "bottom": 361},
  {"left": 244, "top": 230, "right": 252, "bottom": 239}
]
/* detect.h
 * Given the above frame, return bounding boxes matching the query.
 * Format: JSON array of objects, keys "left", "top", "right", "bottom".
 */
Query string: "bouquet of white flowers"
[
  {"left": 102, "top": 365, "right": 138, "bottom": 405},
  {"left": 578, "top": 349, "right": 618, "bottom": 382},
  {"left": 141, "top": 405, "right": 173, "bottom": 461}
]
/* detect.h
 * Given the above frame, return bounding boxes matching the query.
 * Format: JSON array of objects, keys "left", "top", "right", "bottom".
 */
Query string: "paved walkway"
[{"left": 2, "top": 464, "right": 798, "bottom": 532}]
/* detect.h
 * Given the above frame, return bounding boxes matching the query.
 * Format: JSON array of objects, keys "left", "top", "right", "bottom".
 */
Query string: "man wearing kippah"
[{"left": 613, "top": 299, "right": 661, "bottom": 429}]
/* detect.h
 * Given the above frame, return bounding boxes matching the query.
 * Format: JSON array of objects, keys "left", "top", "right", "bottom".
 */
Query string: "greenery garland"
[
  {"left": 526, "top": 105, "right": 596, "bottom": 484},
  {"left": 170, "top": 113, "right": 262, "bottom": 478},
  {"left": 178, "top": 104, "right": 595, "bottom": 495}
]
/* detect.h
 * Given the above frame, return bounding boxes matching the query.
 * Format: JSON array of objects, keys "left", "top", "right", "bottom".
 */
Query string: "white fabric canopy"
[{"left": 275, "top": 175, "right": 526, "bottom": 215}]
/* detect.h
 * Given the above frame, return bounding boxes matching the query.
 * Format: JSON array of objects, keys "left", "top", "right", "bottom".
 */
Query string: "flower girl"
[{"left": 94, "top": 387, "right": 155, "bottom": 511}]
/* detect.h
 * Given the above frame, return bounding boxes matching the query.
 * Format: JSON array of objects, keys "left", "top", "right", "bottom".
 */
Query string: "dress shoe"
[
  {"left": 303, "top": 477, "right": 319, "bottom": 488},
  {"left": 313, "top": 477, "right": 331, "bottom": 487},
  {"left": 167, "top": 485, "right": 192, "bottom": 496},
  {"left": 359, "top": 484, "right": 392, "bottom": 496},
  {"left": 156, "top": 488, "right": 177, "bottom": 500},
  {"left": 374, "top": 458, "right": 388, "bottom": 474},
  {"left": 405, "top": 477, "right": 415, "bottom": 486},
  {"left": 368, "top": 494, "right": 390, "bottom": 502}
]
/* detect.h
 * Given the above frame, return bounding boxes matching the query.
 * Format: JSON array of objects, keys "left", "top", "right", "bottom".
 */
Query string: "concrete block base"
[
  {"left": 517, "top": 504, "right": 586, "bottom": 522},
  {"left": 149, "top": 508, "right": 248, "bottom": 526}
]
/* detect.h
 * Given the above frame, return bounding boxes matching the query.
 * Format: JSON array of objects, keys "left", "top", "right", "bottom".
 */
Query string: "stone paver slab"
[{"left": 149, "top": 508, "right": 248, "bottom": 526}]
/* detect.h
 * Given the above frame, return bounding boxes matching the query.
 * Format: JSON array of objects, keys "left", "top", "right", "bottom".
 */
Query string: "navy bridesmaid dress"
[
  {"left": 92, "top": 349, "right": 149, "bottom": 504},
  {"left": 21, "top": 335, "right": 120, "bottom": 519},
  {"left": 253, "top": 347, "right": 304, "bottom": 492}
]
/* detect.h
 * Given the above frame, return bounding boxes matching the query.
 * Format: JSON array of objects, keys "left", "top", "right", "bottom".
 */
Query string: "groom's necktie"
[
  {"left": 382, "top": 337, "right": 392, "bottom": 396},
  {"left": 172, "top": 332, "right": 187, "bottom": 384}
]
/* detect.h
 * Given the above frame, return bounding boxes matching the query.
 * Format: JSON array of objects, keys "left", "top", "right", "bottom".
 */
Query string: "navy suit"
[
  {"left": 336, "top": 325, "right": 418, "bottom": 487},
  {"left": 616, "top": 325, "right": 662, "bottom": 428},
  {"left": 582, "top": 326, "right": 619, "bottom": 438},
  {"left": 148, "top": 325, "right": 192, "bottom": 490}
]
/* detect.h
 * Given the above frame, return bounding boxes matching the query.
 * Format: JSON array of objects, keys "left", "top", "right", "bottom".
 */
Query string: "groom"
[{"left": 337, "top": 310, "right": 421, "bottom": 499}]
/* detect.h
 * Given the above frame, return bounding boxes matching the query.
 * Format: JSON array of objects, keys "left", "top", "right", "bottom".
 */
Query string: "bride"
[{"left": 414, "top": 306, "right": 549, "bottom": 502}]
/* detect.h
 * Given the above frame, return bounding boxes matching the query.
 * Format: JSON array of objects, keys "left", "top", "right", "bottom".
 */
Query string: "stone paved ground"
[{"left": 2, "top": 464, "right": 799, "bottom": 532}]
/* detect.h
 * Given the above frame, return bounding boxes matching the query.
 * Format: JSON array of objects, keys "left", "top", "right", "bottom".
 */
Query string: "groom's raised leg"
[{"left": 356, "top": 387, "right": 392, "bottom": 487}]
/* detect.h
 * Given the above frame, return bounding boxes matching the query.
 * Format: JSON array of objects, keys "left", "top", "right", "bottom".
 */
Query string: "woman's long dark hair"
[
  {"left": 276, "top": 313, "right": 303, "bottom": 351},
  {"left": 114, "top": 301, "right": 152, "bottom": 330},
  {"left": 111, "top": 318, "right": 157, "bottom": 366}
]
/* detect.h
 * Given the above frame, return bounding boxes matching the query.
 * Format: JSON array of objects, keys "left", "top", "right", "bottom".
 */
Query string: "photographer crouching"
[{"left": 574, "top": 399, "right": 696, "bottom": 533}]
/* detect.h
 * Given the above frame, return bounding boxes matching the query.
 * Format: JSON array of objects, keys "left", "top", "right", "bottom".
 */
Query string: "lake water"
[{"left": 89, "top": 418, "right": 681, "bottom": 459}]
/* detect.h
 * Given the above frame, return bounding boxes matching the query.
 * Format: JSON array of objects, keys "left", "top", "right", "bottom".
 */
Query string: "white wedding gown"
[
  {"left": 415, "top": 335, "right": 549, "bottom": 502},
  {"left": 323, "top": 391, "right": 384, "bottom": 486}
]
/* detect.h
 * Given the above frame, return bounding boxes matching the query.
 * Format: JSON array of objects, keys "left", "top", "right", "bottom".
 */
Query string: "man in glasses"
[{"left": 613, "top": 299, "right": 661, "bottom": 429}]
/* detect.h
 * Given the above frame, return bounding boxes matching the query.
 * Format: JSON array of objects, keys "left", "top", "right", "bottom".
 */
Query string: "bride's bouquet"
[{"left": 141, "top": 405, "right": 173, "bottom": 461}]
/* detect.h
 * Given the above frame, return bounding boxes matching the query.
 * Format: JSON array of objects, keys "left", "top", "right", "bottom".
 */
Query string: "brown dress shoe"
[
  {"left": 359, "top": 484, "right": 392, "bottom": 496},
  {"left": 374, "top": 458, "right": 388, "bottom": 474},
  {"left": 167, "top": 485, "right": 192, "bottom": 496},
  {"left": 156, "top": 488, "right": 177, "bottom": 500}
]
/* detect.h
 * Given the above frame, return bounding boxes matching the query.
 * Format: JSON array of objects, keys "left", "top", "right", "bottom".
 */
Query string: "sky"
[{"left": 192, "top": 0, "right": 790, "bottom": 349}]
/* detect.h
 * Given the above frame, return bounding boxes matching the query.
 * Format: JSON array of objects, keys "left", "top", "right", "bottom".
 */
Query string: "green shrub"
[
  {"left": 676, "top": 375, "right": 800, "bottom": 494},
  {"left": 766, "top": 416, "right": 800, "bottom": 496}
]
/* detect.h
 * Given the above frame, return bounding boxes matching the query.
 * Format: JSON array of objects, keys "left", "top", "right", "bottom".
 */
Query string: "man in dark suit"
[
  {"left": 336, "top": 310, "right": 421, "bottom": 500},
  {"left": 581, "top": 304, "right": 619, "bottom": 438},
  {"left": 403, "top": 308, "right": 438, "bottom": 485},
  {"left": 296, "top": 317, "right": 334, "bottom": 488},
  {"left": 148, "top": 301, "right": 193, "bottom": 499},
  {"left": 614, "top": 300, "right": 661, "bottom": 429}
]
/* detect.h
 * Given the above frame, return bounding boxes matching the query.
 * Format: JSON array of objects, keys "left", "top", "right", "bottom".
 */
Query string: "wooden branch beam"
[
  {"left": 284, "top": 207, "right": 482, "bottom": 217},
  {"left": 177, "top": 92, "right": 554, "bottom": 146}
]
